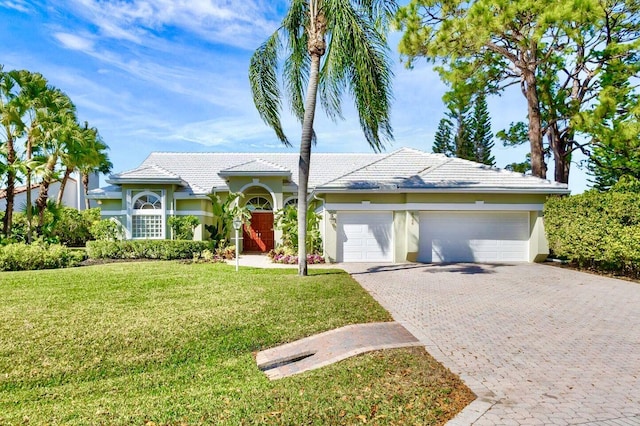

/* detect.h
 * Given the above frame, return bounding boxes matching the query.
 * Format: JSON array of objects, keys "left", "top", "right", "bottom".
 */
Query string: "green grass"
[{"left": 0, "top": 262, "right": 474, "bottom": 425}]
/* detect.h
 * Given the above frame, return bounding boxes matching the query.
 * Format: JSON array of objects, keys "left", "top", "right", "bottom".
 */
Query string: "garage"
[
  {"left": 418, "top": 211, "right": 529, "bottom": 263},
  {"left": 337, "top": 212, "right": 393, "bottom": 262}
]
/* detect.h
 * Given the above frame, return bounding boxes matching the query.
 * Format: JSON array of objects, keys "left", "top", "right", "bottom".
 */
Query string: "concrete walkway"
[
  {"left": 256, "top": 322, "right": 421, "bottom": 379},
  {"left": 342, "top": 263, "right": 640, "bottom": 426}
]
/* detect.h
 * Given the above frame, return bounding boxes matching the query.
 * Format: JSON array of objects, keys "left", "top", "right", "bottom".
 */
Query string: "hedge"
[
  {"left": 544, "top": 180, "right": 640, "bottom": 277},
  {"left": 0, "top": 243, "right": 86, "bottom": 272},
  {"left": 86, "top": 240, "right": 211, "bottom": 260}
]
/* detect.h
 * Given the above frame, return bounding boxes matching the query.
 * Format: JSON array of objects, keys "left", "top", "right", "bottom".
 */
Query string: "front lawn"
[{"left": 0, "top": 262, "right": 473, "bottom": 424}]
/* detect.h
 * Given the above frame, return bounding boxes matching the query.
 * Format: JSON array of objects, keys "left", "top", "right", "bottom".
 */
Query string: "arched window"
[
  {"left": 131, "top": 192, "right": 163, "bottom": 239},
  {"left": 284, "top": 197, "right": 298, "bottom": 208},
  {"left": 245, "top": 196, "right": 272, "bottom": 211}
]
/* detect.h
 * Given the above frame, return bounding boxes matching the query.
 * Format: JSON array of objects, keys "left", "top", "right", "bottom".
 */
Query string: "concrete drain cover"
[{"left": 256, "top": 322, "right": 421, "bottom": 380}]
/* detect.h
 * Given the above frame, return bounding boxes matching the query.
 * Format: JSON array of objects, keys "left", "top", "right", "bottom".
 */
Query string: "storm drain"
[{"left": 258, "top": 351, "right": 315, "bottom": 372}]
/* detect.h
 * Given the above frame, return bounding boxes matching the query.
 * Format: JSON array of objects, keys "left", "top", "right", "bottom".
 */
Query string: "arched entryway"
[{"left": 242, "top": 195, "right": 274, "bottom": 252}]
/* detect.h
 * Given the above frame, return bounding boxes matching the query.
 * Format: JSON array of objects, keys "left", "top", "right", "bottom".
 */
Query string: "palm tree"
[
  {"left": 78, "top": 130, "right": 112, "bottom": 210},
  {"left": 249, "top": 0, "right": 395, "bottom": 275},
  {"left": 34, "top": 93, "right": 77, "bottom": 228},
  {"left": 0, "top": 67, "right": 25, "bottom": 238}
]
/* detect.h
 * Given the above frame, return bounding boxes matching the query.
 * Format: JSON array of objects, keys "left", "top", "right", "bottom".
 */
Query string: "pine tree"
[
  {"left": 470, "top": 94, "right": 495, "bottom": 166},
  {"left": 433, "top": 118, "right": 454, "bottom": 157}
]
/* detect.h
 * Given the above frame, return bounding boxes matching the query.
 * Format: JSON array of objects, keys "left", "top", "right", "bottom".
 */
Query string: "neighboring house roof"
[
  {"left": 0, "top": 178, "right": 76, "bottom": 200},
  {"left": 95, "top": 148, "right": 569, "bottom": 196}
]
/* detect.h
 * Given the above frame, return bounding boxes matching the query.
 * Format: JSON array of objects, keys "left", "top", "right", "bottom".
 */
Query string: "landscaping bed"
[{"left": 0, "top": 262, "right": 473, "bottom": 424}]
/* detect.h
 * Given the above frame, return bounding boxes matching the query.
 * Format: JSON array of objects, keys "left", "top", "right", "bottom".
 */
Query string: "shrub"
[
  {"left": 86, "top": 240, "right": 211, "bottom": 260},
  {"left": 273, "top": 205, "right": 322, "bottom": 254},
  {"left": 168, "top": 215, "right": 199, "bottom": 240},
  {"left": 267, "top": 247, "right": 325, "bottom": 265},
  {"left": 90, "top": 219, "right": 125, "bottom": 241},
  {"left": 47, "top": 208, "right": 102, "bottom": 246},
  {"left": 545, "top": 176, "right": 640, "bottom": 277},
  {"left": 0, "top": 242, "right": 86, "bottom": 271}
]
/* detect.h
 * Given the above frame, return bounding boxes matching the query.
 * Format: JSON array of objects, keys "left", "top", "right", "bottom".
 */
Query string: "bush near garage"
[
  {"left": 544, "top": 176, "right": 640, "bottom": 277},
  {"left": 86, "top": 240, "right": 211, "bottom": 260}
]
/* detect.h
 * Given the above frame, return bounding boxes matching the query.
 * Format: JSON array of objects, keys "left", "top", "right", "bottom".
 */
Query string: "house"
[
  {"left": 0, "top": 172, "right": 99, "bottom": 212},
  {"left": 88, "top": 147, "right": 569, "bottom": 263}
]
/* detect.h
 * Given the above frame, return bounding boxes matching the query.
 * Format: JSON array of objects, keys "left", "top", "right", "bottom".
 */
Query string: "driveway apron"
[{"left": 342, "top": 263, "right": 640, "bottom": 425}]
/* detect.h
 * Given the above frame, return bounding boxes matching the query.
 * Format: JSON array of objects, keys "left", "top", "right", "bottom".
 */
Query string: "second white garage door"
[
  {"left": 418, "top": 211, "right": 529, "bottom": 263},
  {"left": 337, "top": 212, "right": 393, "bottom": 262}
]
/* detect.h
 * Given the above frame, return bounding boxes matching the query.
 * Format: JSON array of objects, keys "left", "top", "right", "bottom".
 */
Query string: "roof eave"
[
  {"left": 106, "top": 177, "right": 188, "bottom": 186},
  {"left": 217, "top": 171, "right": 292, "bottom": 178},
  {"left": 313, "top": 186, "right": 570, "bottom": 195}
]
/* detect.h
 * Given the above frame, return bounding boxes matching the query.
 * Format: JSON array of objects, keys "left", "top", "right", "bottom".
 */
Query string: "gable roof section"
[
  {"left": 316, "top": 147, "right": 569, "bottom": 193},
  {"left": 219, "top": 159, "right": 292, "bottom": 178},
  {"left": 124, "top": 152, "right": 381, "bottom": 194},
  {"left": 107, "top": 164, "right": 189, "bottom": 188}
]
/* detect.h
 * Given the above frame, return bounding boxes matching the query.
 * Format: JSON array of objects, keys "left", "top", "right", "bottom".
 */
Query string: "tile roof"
[
  {"left": 317, "top": 148, "right": 568, "bottom": 192},
  {"left": 219, "top": 159, "right": 291, "bottom": 175},
  {"left": 101, "top": 148, "right": 569, "bottom": 195}
]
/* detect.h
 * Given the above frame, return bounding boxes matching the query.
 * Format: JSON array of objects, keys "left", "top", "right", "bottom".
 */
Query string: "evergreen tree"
[
  {"left": 432, "top": 92, "right": 495, "bottom": 165},
  {"left": 433, "top": 118, "right": 454, "bottom": 157},
  {"left": 470, "top": 94, "right": 495, "bottom": 166}
]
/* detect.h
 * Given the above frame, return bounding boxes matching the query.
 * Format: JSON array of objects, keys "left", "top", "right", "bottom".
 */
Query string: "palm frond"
[
  {"left": 249, "top": 32, "right": 290, "bottom": 146},
  {"left": 283, "top": 0, "right": 311, "bottom": 122},
  {"left": 324, "top": 0, "right": 394, "bottom": 151}
]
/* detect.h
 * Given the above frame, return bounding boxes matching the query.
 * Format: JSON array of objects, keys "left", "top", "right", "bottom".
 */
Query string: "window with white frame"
[
  {"left": 245, "top": 196, "right": 272, "bottom": 211},
  {"left": 131, "top": 192, "right": 164, "bottom": 239},
  {"left": 284, "top": 197, "right": 298, "bottom": 208}
]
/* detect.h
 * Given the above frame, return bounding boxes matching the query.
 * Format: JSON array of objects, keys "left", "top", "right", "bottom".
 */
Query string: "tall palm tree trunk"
[
  {"left": 82, "top": 172, "right": 91, "bottom": 210},
  {"left": 36, "top": 156, "right": 57, "bottom": 227},
  {"left": 56, "top": 167, "right": 73, "bottom": 206},
  {"left": 25, "top": 136, "right": 33, "bottom": 243},
  {"left": 2, "top": 135, "right": 16, "bottom": 237},
  {"left": 298, "top": 50, "right": 324, "bottom": 276}
]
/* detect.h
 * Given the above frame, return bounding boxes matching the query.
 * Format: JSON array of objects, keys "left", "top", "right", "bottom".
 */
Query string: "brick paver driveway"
[{"left": 342, "top": 263, "right": 640, "bottom": 425}]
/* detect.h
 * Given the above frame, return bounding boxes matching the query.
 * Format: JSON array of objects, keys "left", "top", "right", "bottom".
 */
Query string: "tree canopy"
[{"left": 396, "top": 0, "right": 640, "bottom": 185}]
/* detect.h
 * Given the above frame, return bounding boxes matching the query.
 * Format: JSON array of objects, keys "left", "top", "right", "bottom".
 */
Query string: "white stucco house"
[
  {"left": 0, "top": 172, "right": 99, "bottom": 213},
  {"left": 88, "top": 147, "right": 569, "bottom": 263}
]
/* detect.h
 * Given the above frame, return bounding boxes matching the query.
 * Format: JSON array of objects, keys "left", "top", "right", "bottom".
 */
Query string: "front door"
[{"left": 243, "top": 212, "right": 274, "bottom": 252}]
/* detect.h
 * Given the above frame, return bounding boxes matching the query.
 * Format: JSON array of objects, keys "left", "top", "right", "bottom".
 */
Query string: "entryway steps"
[{"left": 255, "top": 321, "right": 421, "bottom": 380}]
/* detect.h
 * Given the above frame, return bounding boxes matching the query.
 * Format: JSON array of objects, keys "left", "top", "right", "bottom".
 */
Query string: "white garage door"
[
  {"left": 338, "top": 212, "right": 393, "bottom": 262},
  {"left": 418, "top": 211, "right": 529, "bottom": 263}
]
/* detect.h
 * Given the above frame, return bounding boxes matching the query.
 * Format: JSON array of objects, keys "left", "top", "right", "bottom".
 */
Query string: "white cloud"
[
  {"left": 53, "top": 32, "right": 94, "bottom": 51},
  {"left": 0, "top": 0, "right": 32, "bottom": 13},
  {"left": 62, "top": 0, "right": 283, "bottom": 49}
]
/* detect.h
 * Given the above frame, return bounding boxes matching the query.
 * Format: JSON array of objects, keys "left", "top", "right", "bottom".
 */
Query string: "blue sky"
[{"left": 0, "top": 0, "right": 588, "bottom": 192}]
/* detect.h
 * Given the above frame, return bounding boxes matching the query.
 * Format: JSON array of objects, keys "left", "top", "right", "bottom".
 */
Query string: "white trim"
[
  {"left": 237, "top": 182, "right": 279, "bottom": 210},
  {"left": 325, "top": 202, "right": 545, "bottom": 211},
  {"left": 102, "top": 210, "right": 127, "bottom": 216},
  {"left": 173, "top": 192, "right": 210, "bottom": 200},
  {"left": 283, "top": 196, "right": 298, "bottom": 207},
  {"left": 167, "top": 210, "right": 214, "bottom": 217},
  {"left": 88, "top": 191, "right": 122, "bottom": 199},
  {"left": 314, "top": 187, "right": 569, "bottom": 195}
]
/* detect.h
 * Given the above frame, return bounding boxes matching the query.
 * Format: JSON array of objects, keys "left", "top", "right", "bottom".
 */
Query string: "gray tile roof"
[
  {"left": 317, "top": 148, "right": 569, "bottom": 192},
  {"left": 219, "top": 159, "right": 291, "bottom": 175},
  {"left": 102, "top": 148, "right": 568, "bottom": 195}
]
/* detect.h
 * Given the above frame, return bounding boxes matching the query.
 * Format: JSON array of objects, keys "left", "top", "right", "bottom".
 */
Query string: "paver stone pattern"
[{"left": 342, "top": 263, "right": 640, "bottom": 426}]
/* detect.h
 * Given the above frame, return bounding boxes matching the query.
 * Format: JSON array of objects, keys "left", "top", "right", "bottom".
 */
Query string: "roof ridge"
[
  {"left": 149, "top": 163, "right": 181, "bottom": 179},
  {"left": 315, "top": 148, "right": 405, "bottom": 187},
  {"left": 444, "top": 156, "right": 564, "bottom": 185}
]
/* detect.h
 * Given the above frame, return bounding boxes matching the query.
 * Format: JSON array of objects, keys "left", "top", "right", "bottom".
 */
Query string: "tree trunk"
[
  {"left": 297, "top": 53, "right": 322, "bottom": 276},
  {"left": 524, "top": 70, "right": 547, "bottom": 179},
  {"left": 83, "top": 172, "right": 91, "bottom": 210},
  {"left": 550, "top": 127, "right": 571, "bottom": 184},
  {"left": 2, "top": 133, "right": 16, "bottom": 237},
  {"left": 57, "top": 167, "right": 73, "bottom": 206},
  {"left": 26, "top": 136, "right": 33, "bottom": 243},
  {"left": 36, "top": 156, "right": 57, "bottom": 227}
]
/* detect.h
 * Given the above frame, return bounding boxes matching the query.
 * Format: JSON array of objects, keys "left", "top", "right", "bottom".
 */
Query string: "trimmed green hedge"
[
  {"left": 0, "top": 243, "right": 86, "bottom": 271},
  {"left": 86, "top": 240, "right": 211, "bottom": 260},
  {"left": 545, "top": 180, "right": 640, "bottom": 277}
]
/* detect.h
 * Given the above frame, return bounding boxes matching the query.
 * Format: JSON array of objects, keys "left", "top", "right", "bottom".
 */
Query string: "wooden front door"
[{"left": 243, "top": 212, "right": 274, "bottom": 252}]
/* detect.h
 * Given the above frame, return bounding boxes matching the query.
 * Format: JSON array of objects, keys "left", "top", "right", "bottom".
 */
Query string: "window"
[
  {"left": 284, "top": 197, "right": 298, "bottom": 208},
  {"left": 131, "top": 192, "right": 163, "bottom": 239},
  {"left": 245, "top": 196, "right": 272, "bottom": 211}
]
